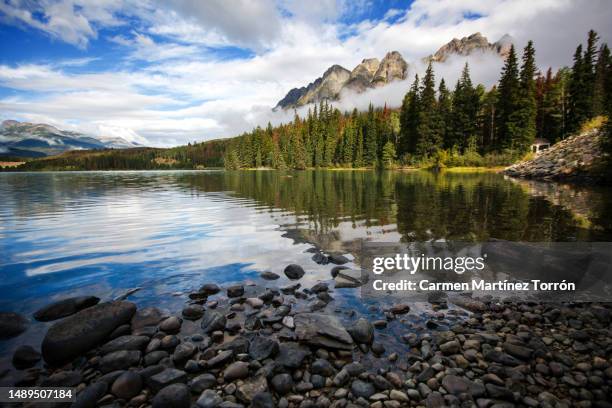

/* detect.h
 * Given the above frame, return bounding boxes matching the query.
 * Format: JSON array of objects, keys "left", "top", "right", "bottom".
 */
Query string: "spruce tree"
[
  {"left": 415, "top": 62, "right": 441, "bottom": 157},
  {"left": 364, "top": 104, "right": 378, "bottom": 166},
  {"left": 496, "top": 44, "right": 520, "bottom": 151},
  {"left": 452, "top": 63, "right": 480, "bottom": 151},
  {"left": 593, "top": 44, "right": 611, "bottom": 116},
  {"left": 399, "top": 74, "right": 420, "bottom": 156},
  {"left": 583, "top": 30, "right": 599, "bottom": 114},
  {"left": 381, "top": 141, "right": 397, "bottom": 169},
  {"left": 568, "top": 45, "right": 584, "bottom": 135},
  {"left": 512, "top": 40, "right": 537, "bottom": 152},
  {"left": 437, "top": 78, "right": 452, "bottom": 148}
]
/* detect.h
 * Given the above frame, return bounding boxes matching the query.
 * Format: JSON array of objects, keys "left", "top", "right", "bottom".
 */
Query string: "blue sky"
[{"left": 1, "top": 0, "right": 611, "bottom": 146}]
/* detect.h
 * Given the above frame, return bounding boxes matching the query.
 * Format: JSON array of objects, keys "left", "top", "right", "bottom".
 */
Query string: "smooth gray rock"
[
  {"left": 277, "top": 342, "right": 311, "bottom": 368},
  {"left": 201, "top": 310, "right": 226, "bottom": 334},
  {"left": 248, "top": 336, "right": 279, "bottom": 361},
  {"left": 12, "top": 345, "right": 41, "bottom": 369},
  {"left": 271, "top": 373, "right": 294, "bottom": 395},
  {"left": 223, "top": 361, "right": 249, "bottom": 381},
  {"left": 33, "top": 296, "right": 100, "bottom": 322},
  {"left": 235, "top": 375, "right": 268, "bottom": 403},
  {"left": 131, "top": 307, "right": 166, "bottom": 331},
  {"left": 294, "top": 313, "right": 354, "bottom": 350},
  {"left": 200, "top": 283, "right": 221, "bottom": 295},
  {"left": 347, "top": 318, "right": 374, "bottom": 344},
  {"left": 41, "top": 301, "right": 136, "bottom": 365},
  {"left": 197, "top": 389, "right": 222, "bottom": 408},
  {"left": 227, "top": 285, "right": 244, "bottom": 298},
  {"left": 0, "top": 312, "right": 28, "bottom": 339},
  {"left": 100, "top": 335, "right": 149, "bottom": 354},
  {"left": 159, "top": 316, "right": 182, "bottom": 333},
  {"left": 260, "top": 272, "right": 280, "bottom": 280},
  {"left": 153, "top": 383, "right": 191, "bottom": 408},
  {"left": 251, "top": 392, "right": 274, "bottom": 408},
  {"left": 351, "top": 380, "right": 375, "bottom": 398},
  {"left": 284, "top": 264, "right": 305, "bottom": 280},
  {"left": 147, "top": 368, "right": 188, "bottom": 393},
  {"left": 72, "top": 382, "right": 107, "bottom": 408},
  {"left": 99, "top": 350, "right": 141, "bottom": 373},
  {"left": 442, "top": 375, "right": 485, "bottom": 397},
  {"left": 182, "top": 304, "right": 204, "bottom": 320},
  {"left": 189, "top": 373, "right": 217, "bottom": 394},
  {"left": 111, "top": 371, "right": 142, "bottom": 399}
]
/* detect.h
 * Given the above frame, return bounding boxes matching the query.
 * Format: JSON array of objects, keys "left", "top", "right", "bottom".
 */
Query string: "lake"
[{"left": 1, "top": 170, "right": 611, "bottom": 365}]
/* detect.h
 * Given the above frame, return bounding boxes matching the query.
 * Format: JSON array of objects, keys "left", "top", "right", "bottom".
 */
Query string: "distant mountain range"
[
  {"left": 0, "top": 120, "right": 140, "bottom": 157},
  {"left": 275, "top": 32, "right": 512, "bottom": 110}
]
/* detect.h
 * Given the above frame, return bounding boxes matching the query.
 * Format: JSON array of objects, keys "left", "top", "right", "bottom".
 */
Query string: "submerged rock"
[
  {"left": 334, "top": 269, "right": 366, "bottom": 288},
  {"left": 182, "top": 304, "right": 204, "bottom": 320},
  {"left": 284, "top": 264, "right": 305, "bottom": 280},
  {"left": 201, "top": 310, "right": 226, "bottom": 333},
  {"left": 131, "top": 307, "right": 166, "bottom": 331},
  {"left": 33, "top": 296, "right": 100, "bottom": 322},
  {"left": 347, "top": 318, "right": 374, "bottom": 344},
  {"left": 41, "top": 301, "right": 136, "bottom": 365},
  {"left": 12, "top": 345, "right": 41, "bottom": 369},
  {"left": 328, "top": 254, "right": 350, "bottom": 265},
  {"left": 0, "top": 312, "right": 28, "bottom": 339},
  {"left": 227, "top": 285, "right": 244, "bottom": 298},
  {"left": 294, "top": 313, "right": 354, "bottom": 350},
  {"left": 260, "top": 271, "right": 280, "bottom": 280}
]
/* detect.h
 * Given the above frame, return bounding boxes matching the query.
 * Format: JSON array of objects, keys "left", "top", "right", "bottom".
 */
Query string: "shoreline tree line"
[
  {"left": 5, "top": 30, "right": 611, "bottom": 173},
  {"left": 224, "top": 30, "right": 611, "bottom": 170}
]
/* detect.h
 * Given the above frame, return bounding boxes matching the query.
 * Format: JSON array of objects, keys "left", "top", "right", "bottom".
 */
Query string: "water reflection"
[{"left": 0, "top": 170, "right": 610, "bottom": 357}]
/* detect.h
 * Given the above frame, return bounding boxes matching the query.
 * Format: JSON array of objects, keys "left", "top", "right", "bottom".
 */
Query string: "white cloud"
[
  {"left": 1, "top": 0, "right": 611, "bottom": 147},
  {"left": 0, "top": 0, "right": 125, "bottom": 47}
]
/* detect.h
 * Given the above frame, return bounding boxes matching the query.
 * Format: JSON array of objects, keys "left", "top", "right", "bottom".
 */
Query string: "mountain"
[
  {"left": 275, "top": 33, "right": 512, "bottom": 110},
  {"left": 275, "top": 51, "right": 408, "bottom": 110},
  {"left": 0, "top": 120, "right": 141, "bottom": 158},
  {"left": 427, "top": 32, "right": 513, "bottom": 62}
]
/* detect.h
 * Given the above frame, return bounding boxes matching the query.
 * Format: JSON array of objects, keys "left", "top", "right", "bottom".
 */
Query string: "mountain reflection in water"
[{"left": 1, "top": 170, "right": 611, "bottom": 357}]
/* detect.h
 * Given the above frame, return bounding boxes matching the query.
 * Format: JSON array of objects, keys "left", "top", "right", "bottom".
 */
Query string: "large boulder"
[
  {"left": 294, "top": 313, "right": 354, "bottom": 350},
  {"left": 33, "top": 296, "right": 100, "bottom": 322},
  {"left": 41, "top": 301, "right": 136, "bottom": 365}
]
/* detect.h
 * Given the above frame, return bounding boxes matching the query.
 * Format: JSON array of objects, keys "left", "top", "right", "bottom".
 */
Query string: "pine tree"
[
  {"left": 593, "top": 44, "right": 611, "bottom": 116},
  {"left": 381, "top": 141, "right": 397, "bottom": 169},
  {"left": 451, "top": 63, "right": 480, "bottom": 151},
  {"left": 512, "top": 40, "right": 537, "bottom": 153},
  {"left": 415, "top": 62, "right": 441, "bottom": 157},
  {"left": 364, "top": 104, "right": 378, "bottom": 166},
  {"left": 480, "top": 86, "right": 498, "bottom": 149},
  {"left": 583, "top": 30, "right": 599, "bottom": 114},
  {"left": 399, "top": 74, "right": 420, "bottom": 157},
  {"left": 437, "top": 78, "right": 452, "bottom": 148},
  {"left": 496, "top": 44, "right": 520, "bottom": 151},
  {"left": 568, "top": 44, "right": 586, "bottom": 134}
]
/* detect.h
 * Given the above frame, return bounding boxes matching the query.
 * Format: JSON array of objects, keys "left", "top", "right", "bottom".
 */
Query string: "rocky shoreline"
[
  {"left": 504, "top": 129, "right": 605, "bottom": 183},
  {"left": 0, "top": 258, "right": 611, "bottom": 408}
]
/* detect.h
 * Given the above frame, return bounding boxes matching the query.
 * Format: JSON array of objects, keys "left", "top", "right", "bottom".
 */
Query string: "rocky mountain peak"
[
  {"left": 323, "top": 64, "right": 351, "bottom": 77},
  {"left": 274, "top": 51, "right": 409, "bottom": 109},
  {"left": 429, "top": 32, "right": 513, "bottom": 62},
  {"left": 372, "top": 51, "right": 408, "bottom": 86}
]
